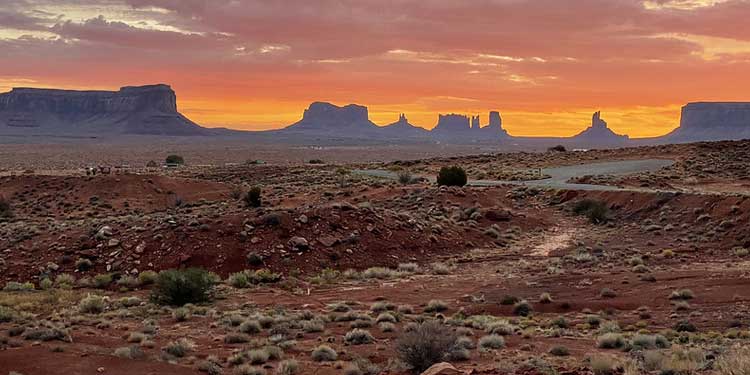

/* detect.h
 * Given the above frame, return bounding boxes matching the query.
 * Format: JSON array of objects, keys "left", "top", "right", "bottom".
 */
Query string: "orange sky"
[{"left": 2, "top": 0, "right": 750, "bottom": 137}]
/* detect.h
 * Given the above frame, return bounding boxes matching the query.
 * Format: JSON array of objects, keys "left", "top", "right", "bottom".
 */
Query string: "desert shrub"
[
  {"left": 23, "top": 326, "right": 69, "bottom": 342},
  {"left": 669, "top": 289, "right": 695, "bottom": 300},
  {"left": 674, "top": 320, "right": 697, "bottom": 332},
  {"left": 478, "top": 334, "right": 505, "bottom": 350},
  {"left": 247, "top": 349, "right": 270, "bottom": 364},
  {"left": 151, "top": 268, "right": 214, "bottom": 306},
  {"left": 596, "top": 333, "right": 626, "bottom": 349},
  {"left": 244, "top": 187, "right": 262, "bottom": 208},
  {"left": 114, "top": 345, "right": 144, "bottom": 359},
  {"left": 3, "top": 281, "right": 34, "bottom": 292},
  {"left": 0, "top": 196, "right": 13, "bottom": 218},
  {"left": 512, "top": 300, "right": 533, "bottom": 316},
  {"left": 55, "top": 274, "right": 75, "bottom": 288},
  {"left": 500, "top": 295, "right": 520, "bottom": 305},
  {"left": 0, "top": 306, "right": 16, "bottom": 322},
  {"left": 345, "top": 329, "right": 374, "bottom": 345},
  {"left": 590, "top": 355, "right": 617, "bottom": 375},
  {"left": 424, "top": 299, "right": 448, "bottom": 313},
  {"left": 276, "top": 359, "right": 299, "bottom": 375},
  {"left": 165, "top": 154, "right": 185, "bottom": 165},
  {"left": 235, "top": 365, "right": 265, "bottom": 375},
  {"left": 163, "top": 338, "right": 194, "bottom": 357},
  {"left": 548, "top": 145, "right": 567, "bottom": 152},
  {"left": 631, "top": 334, "right": 670, "bottom": 350},
  {"left": 75, "top": 258, "right": 93, "bottom": 271},
  {"left": 240, "top": 320, "right": 262, "bottom": 334},
  {"left": 573, "top": 199, "right": 610, "bottom": 224},
  {"left": 379, "top": 322, "right": 396, "bottom": 332},
  {"left": 600, "top": 288, "right": 617, "bottom": 298},
  {"left": 437, "top": 166, "right": 467, "bottom": 187},
  {"left": 311, "top": 345, "right": 337, "bottom": 362},
  {"left": 79, "top": 294, "right": 106, "bottom": 314},
  {"left": 172, "top": 307, "right": 190, "bottom": 321},
  {"left": 376, "top": 312, "right": 397, "bottom": 324},
  {"left": 398, "top": 171, "right": 414, "bottom": 185},
  {"left": 716, "top": 346, "right": 750, "bottom": 375},
  {"left": 92, "top": 273, "right": 112, "bottom": 289},
  {"left": 487, "top": 321, "right": 515, "bottom": 336},
  {"left": 538, "top": 292, "right": 553, "bottom": 304},
  {"left": 397, "top": 263, "right": 419, "bottom": 273},
  {"left": 40, "top": 278, "right": 53, "bottom": 290},
  {"left": 228, "top": 272, "right": 251, "bottom": 288},
  {"left": 549, "top": 345, "right": 570, "bottom": 356},
  {"left": 224, "top": 333, "right": 250, "bottom": 344},
  {"left": 138, "top": 270, "right": 158, "bottom": 285},
  {"left": 396, "top": 322, "right": 458, "bottom": 373}
]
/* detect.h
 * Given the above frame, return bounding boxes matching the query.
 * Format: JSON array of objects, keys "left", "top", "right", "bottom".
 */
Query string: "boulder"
[{"left": 421, "top": 362, "right": 463, "bottom": 375}]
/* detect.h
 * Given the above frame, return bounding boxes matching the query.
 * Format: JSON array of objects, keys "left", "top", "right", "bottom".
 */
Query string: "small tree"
[
  {"left": 244, "top": 186, "right": 262, "bottom": 208},
  {"left": 396, "top": 322, "right": 458, "bottom": 373},
  {"left": 165, "top": 154, "right": 185, "bottom": 165},
  {"left": 151, "top": 268, "right": 214, "bottom": 306},
  {"left": 436, "top": 166, "right": 467, "bottom": 187}
]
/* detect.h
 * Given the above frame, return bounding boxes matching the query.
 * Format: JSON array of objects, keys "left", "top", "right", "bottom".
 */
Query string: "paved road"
[{"left": 355, "top": 159, "right": 675, "bottom": 191}]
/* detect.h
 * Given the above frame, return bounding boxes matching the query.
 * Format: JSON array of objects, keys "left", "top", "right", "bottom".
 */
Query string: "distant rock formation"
[
  {"left": 381, "top": 113, "right": 429, "bottom": 137},
  {"left": 571, "top": 111, "right": 628, "bottom": 144},
  {"left": 284, "top": 102, "right": 380, "bottom": 135},
  {"left": 431, "top": 111, "right": 509, "bottom": 139},
  {"left": 666, "top": 102, "right": 750, "bottom": 141},
  {"left": 0, "top": 84, "right": 208, "bottom": 136}
]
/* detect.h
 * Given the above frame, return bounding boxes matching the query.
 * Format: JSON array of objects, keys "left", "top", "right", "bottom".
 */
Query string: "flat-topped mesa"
[
  {"left": 432, "top": 113, "right": 471, "bottom": 133},
  {"left": 432, "top": 111, "right": 508, "bottom": 139},
  {"left": 285, "top": 101, "right": 379, "bottom": 133},
  {"left": 667, "top": 102, "right": 750, "bottom": 141},
  {"left": 0, "top": 84, "right": 206, "bottom": 135}
]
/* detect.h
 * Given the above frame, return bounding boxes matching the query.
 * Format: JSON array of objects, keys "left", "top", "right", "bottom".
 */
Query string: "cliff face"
[
  {"left": 285, "top": 102, "right": 379, "bottom": 134},
  {"left": 431, "top": 112, "right": 508, "bottom": 139},
  {"left": 381, "top": 113, "right": 429, "bottom": 137},
  {"left": 0, "top": 84, "right": 207, "bottom": 136},
  {"left": 432, "top": 114, "right": 471, "bottom": 134},
  {"left": 667, "top": 102, "right": 750, "bottom": 141}
]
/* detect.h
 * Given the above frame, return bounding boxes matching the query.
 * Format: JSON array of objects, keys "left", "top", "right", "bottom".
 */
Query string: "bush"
[
  {"left": 669, "top": 289, "right": 695, "bottom": 300},
  {"left": 138, "top": 270, "right": 158, "bottom": 285},
  {"left": 478, "top": 334, "right": 505, "bottom": 350},
  {"left": 0, "top": 196, "right": 13, "bottom": 218},
  {"left": 596, "top": 333, "right": 626, "bottom": 349},
  {"left": 548, "top": 145, "right": 567, "bottom": 152},
  {"left": 151, "top": 268, "right": 214, "bottom": 306},
  {"left": 79, "top": 294, "right": 106, "bottom": 314},
  {"left": 311, "top": 345, "right": 337, "bottom": 362},
  {"left": 92, "top": 273, "right": 112, "bottom": 289},
  {"left": 308, "top": 159, "right": 324, "bottom": 164},
  {"left": 276, "top": 359, "right": 299, "bottom": 375},
  {"left": 344, "top": 329, "right": 374, "bottom": 345},
  {"left": 163, "top": 338, "right": 194, "bottom": 357},
  {"left": 549, "top": 345, "right": 570, "bottom": 356},
  {"left": 398, "top": 171, "right": 414, "bottom": 185},
  {"left": 240, "top": 320, "right": 262, "bottom": 334},
  {"left": 165, "top": 154, "right": 185, "bottom": 165},
  {"left": 424, "top": 299, "right": 448, "bottom": 313},
  {"left": 573, "top": 199, "right": 610, "bottom": 224},
  {"left": 716, "top": 347, "right": 750, "bottom": 375},
  {"left": 512, "top": 300, "right": 533, "bottom": 316},
  {"left": 396, "top": 322, "right": 458, "bottom": 373},
  {"left": 244, "top": 186, "right": 262, "bottom": 208},
  {"left": 437, "top": 166, "right": 467, "bottom": 187}
]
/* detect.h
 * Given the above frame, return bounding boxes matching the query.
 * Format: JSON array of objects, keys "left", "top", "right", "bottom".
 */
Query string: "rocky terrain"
[{"left": 0, "top": 139, "right": 749, "bottom": 375}]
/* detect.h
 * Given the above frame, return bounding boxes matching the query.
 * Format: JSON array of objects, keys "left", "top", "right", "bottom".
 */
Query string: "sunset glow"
[{"left": 2, "top": 0, "right": 750, "bottom": 137}]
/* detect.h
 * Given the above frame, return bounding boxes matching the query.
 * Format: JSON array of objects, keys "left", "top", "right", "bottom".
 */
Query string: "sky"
[{"left": 1, "top": 0, "right": 750, "bottom": 137}]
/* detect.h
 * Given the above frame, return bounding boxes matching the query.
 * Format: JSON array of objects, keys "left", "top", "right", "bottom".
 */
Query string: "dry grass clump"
[
  {"left": 395, "top": 322, "right": 458, "bottom": 373},
  {"left": 311, "top": 345, "right": 337, "bottom": 362}
]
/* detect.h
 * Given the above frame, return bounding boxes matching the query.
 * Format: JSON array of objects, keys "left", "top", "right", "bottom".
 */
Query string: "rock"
[
  {"left": 668, "top": 102, "right": 750, "bottom": 141},
  {"left": 421, "top": 362, "right": 462, "bottom": 375},
  {"left": 0, "top": 84, "right": 208, "bottom": 136},
  {"left": 95, "top": 226, "right": 113, "bottom": 240},
  {"left": 289, "top": 236, "right": 309, "bottom": 252},
  {"left": 317, "top": 235, "right": 338, "bottom": 247},
  {"left": 107, "top": 238, "right": 120, "bottom": 248},
  {"left": 297, "top": 214, "right": 308, "bottom": 224}
]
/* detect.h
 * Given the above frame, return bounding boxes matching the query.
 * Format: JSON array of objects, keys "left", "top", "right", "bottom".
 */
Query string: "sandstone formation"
[
  {"left": 283, "top": 102, "right": 381, "bottom": 136},
  {"left": 570, "top": 111, "right": 628, "bottom": 144},
  {"left": 380, "top": 113, "right": 430, "bottom": 137},
  {"left": 431, "top": 111, "right": 509, "bottom": 140},
  {"left": 0, "top": 84, "right": 208, "bottom": 136},
  {"left": 666, "top": 102, "right": 750, "bottom": 141}
]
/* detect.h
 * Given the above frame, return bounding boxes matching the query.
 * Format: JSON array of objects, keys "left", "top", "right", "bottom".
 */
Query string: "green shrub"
[
  {"left": 311, "top": 345, "right": 337, "bottom": 362},
  {"left": 0, "top": 306, "right": 16, "bottom": 322},
  {"left": 138, "top": 270, "right": 158, "bottom": 285},
  {"left": 396, "top": 322, "right": 458, "bottom": 373},
  {"left": 92, "top": 274, "right": 112, "bottom": 289},
  {"left": 398, "top": 171, "right": 414, "bottom": 185},
  {"left": 151, "top": 268, "right": 214, "bottom": 306},
  {"left": 244, "top": 187, "right": 262, "bottom": 208},
  {"left": 165, "top": 154, "right": 185, "bottom": 165},
  {"left": 437, "top": 166, "right": 467, "bottom": 187},
  {"left": 512, "top": 300, "right": 533, "bottom": 316},
  {"left": 3, "top": 281, "right": 34, "bottom": 292},
  {"left": 573, "top": 199, "right": 610, "bottom": 224}
]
